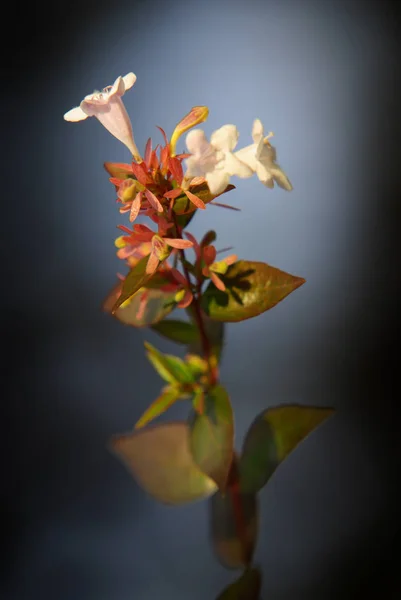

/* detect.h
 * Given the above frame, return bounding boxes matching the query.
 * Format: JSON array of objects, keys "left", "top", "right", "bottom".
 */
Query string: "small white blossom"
[
  {"left": 64, "top": 73, "right": 141, "bottom": 160},
  {"left": 184, "top": 125, "right": 253, "bottom": 195},
  {"left": 235, "top": 119, "right": 292, "bottom": 191}
]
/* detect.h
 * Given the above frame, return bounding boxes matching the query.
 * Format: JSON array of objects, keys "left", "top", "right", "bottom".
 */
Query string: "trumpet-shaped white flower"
[
  {"left": 184, "top": 125, "right": 253, "bottom": 195},
  {"left": 235, "top": 119, "right": 292, "bottom": 191},
  {"left": 64, "top": 73, "right": 141, "bottom": 160}
]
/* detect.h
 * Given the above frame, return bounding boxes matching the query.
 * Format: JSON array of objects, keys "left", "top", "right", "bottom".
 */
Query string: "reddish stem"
[{"left": 172, "top": 213, "right": 248, "bottom": 563}]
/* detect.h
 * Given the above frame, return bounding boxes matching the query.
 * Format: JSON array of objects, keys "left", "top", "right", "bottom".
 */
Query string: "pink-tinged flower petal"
[
  {"left": 184, "top": 190, "right": 206, "bottom": 210},
  {"left": 64, "top": 106, "right": 89, "bottom": 122},
  {"left": 130, "top": 192, "right": 142, "bottom": 222},
  {"left": 144, "top": 138, "right": 153, "bottom": 168},
  {"left": 210, "top": 271, "right": 226, "bottom": 291},
  {"left": 223, "top": 254, "right": 238, "bottom": 266},
  {"left": 164, "top": 188, "right": 183, "bottom": 199},
  {"left": 150, "top": 150, "right": 159, "bottom": 170},
  {"left": 189, "top": 176, "right": 206, "bottom": 186},
  {"left": 156, "top": 126, "right": 170, "bottom": 147},
  {"left": 209, "top": 201, "right": 241, "bottom": 211},
  {"left": 170, "top": 268, "right": 188, "bottom": 287},
  {"left": 134, "top": 224, "right": 153, "bottom": 234},
  {"left": 160, "top": 145, "right": 170, "bottom": 171},
  {"left": 168, "top": 157, "right": 184, "bottom": 185},
  {"left": 177, "top": 290, "right": 193, "bottom": 309},
  {"left": 118, "top": 224, "right": 134, "bottom": 235},
  {"left": 83, "top": 96, "right": 138, "bottom": 156},
  {"left": 184, "top": 232, "right": 201, "bottom": 258},
  {"left": 164, "top": 238, "right": 193, "bottom": 249},
  {"left": 131, "top": 162, "right": 153, "bottom": 185},
  {"left": 117, "top": 246, "right": 136, "bottom": 260},
  {"left": 146, "top": 252, "right": 160, "bottom": 274},
  {"left": 144, "top": 189, "right": 163, "bottom": 212}
]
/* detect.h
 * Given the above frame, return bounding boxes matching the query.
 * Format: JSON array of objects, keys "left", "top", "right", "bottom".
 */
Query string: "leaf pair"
[
  {"left": 134, "top": 343, "right": 209, "bottom": 429},
  {"left": 209, "top": 405, "right": 334, "bottom": 570}
]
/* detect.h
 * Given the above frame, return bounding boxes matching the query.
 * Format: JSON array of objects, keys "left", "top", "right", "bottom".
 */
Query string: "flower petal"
[
  {"left": 177, "top": 290, "right": 193, "bottom": 309},
  {"left": 64, "top": 106, "right": 89, "bottom": 122},
  {"left": 122, "top": 72, "right": 137, "bottom": 91},
  {"left": 206, "top": 170, "right": 230, "bottom": 196},
  {"left": 130, "top": 192, "right": 142, "bottom": 222},
  {"left": 164, "top": 238, "right": 193, "bottom": 249},
  {"left": 224, "top": 153, "right": 253, "bottom": 178},
  {"left": 210, "top": 125, "right": 239, "bottom": 152},
  {"left": 184, "top": 190, "right": 206, "bottom": 210},
  {"left": 252, "top": 118, "right": 264, "bottom": 144},
  {"left": 144, "top": 189, "right": 163, "bottom": 212},
  {"left": 146, "top": 252, "right": 160, "bottom": 274},
  {"left": 270, "top": 167, "right": 293, "bottom": 191}
]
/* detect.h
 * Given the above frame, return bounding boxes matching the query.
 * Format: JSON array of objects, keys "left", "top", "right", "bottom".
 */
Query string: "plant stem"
[
  {"left": 172, "top": 214, "right": 248, "bottom": 564},
  {"left": 172, "top": 215, "right": 218, "bottom": 386}
]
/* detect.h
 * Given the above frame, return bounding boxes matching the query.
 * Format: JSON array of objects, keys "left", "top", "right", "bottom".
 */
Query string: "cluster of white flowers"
[
  {"left": 64, "top": 72, "right": 292, "bottom": 194},
  {"left": 183, "top": 119, "right": 292, "bottom": 195}
]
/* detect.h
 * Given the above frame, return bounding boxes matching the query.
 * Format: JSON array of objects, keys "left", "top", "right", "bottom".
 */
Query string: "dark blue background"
[{"left": 2, "top": 0, "right": 400, "bottom": 598}]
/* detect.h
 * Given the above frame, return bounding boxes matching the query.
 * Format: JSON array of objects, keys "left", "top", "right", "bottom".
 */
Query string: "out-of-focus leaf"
[
  {"left": 111, "top": 256, "right": 154, "bottom": 313},
  {"left": 201, "top": 260, "right": 305, "bottom": 322},
  {"left": 215, "top": 568, "right": 262, "bottom": 599},
  {"left": 145, "top": 342, "right": 195, "bottom": 384},
  {"left": 210, "top": 488, "right": 259, "bottom": 569},
  {"left": 110, "top": 422, "right": 217, "bottom": 505},
  {"left": 239, "top": 405, "right": 334, "bottom": 494},
  {"left": 135, "top": 386, "right": 184, "bottom": 429},
  {"left": 152, "top": 319, "right": 199, "bottom": 344},
  {"left": 108, "top": 287, "right": 176, "bottom": 327},
  {"left": 189, "top": 385, "right": 234, "bottom": 489}
]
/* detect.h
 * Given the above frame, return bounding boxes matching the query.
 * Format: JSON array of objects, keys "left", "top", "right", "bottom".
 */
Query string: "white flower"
[
  {"left": 184, "top": 125, "right": 253, "bottom": 195},
  {"left": 64, "top": 73, "right": 141, "bottom": 160},
  {"left": 235, "top": 119, "right": 292, "bottom": 191}
]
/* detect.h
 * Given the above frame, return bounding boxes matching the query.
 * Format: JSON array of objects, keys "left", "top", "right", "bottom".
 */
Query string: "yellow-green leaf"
[
  {"left": 135, "top": 386, "right": 183, "bottom": 429},
  {"left": 111, "top": 256, "right": 154, "bottom": 313},
  {"left": 145, "top": 342, "right": 195, "bottom": 385},
  {"left": 110, "top": 422, "right": 217, "bottom": 505},
  {"left": 239, "top": 405, "right": 334, "bottom": 494},
  {"left": 189, "top": 385, "right": 234, "bottom": 489},
  {"left": 201, "top": 260, "right": 305, "bottom": 322}
]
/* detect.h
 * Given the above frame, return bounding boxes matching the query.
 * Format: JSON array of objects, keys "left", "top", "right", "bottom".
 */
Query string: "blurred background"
[{"left": 2, "top": 0, "right": 401, "bottom": 598}]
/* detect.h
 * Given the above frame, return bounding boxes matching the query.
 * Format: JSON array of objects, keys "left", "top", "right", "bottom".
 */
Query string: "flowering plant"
[{"left": 65, "top": 72, "right": 333, "bottom": 598}]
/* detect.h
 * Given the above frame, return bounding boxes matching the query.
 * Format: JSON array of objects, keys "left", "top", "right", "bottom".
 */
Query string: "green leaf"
[
  {"left": 110, "top": 422, "right": 217, "bottom": 505},
  {"left": 151, "top": 319, "right": 199, "bottom": 344},
  {"left": 189, "top": 385, "right": 234, "bottom": 489},
  {"left": 201, "top": 260, "right": 305, "bottom": 322},
  {"left": 210, "top": 487, "right": 259, "bottom": 569},
  {"left": 239, "top": 405, "right": 334, "bottom": 494},
  {"left": 215, "top": 568, "right": 262, "bottom": 600},
  {"left": 111, "top": 256, "right": 154, "bottom": 313},
  {"left": 134, "top": 386, "right": 184, "bottom": 429},
  {"left": 145, "top": 342, "right": 195, "bottom": 384}
]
